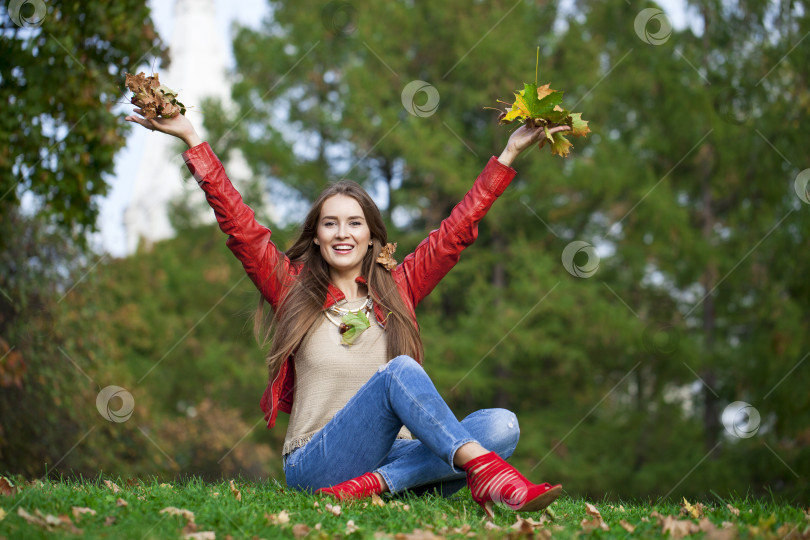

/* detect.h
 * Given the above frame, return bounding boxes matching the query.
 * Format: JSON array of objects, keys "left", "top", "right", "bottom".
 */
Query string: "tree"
[{"left": 0, "top": 0, "right": 167, "bottom": 247}]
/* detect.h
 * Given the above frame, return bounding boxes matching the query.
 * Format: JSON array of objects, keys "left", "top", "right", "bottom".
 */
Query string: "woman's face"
[{"left": 315, "top": 194, "right": 372, "bottom": 278}]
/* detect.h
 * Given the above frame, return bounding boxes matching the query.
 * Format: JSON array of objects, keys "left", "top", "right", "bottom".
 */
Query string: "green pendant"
[{"left": 339, "top": 310, "right": 371, "bottom": 345}]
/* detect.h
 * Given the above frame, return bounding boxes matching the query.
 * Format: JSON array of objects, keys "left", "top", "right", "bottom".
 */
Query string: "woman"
[{"left": 125, "top": 105, "right": 571, "bottom": 519}]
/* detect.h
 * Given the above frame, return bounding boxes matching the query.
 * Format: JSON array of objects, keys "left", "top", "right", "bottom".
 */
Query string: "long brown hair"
[{"left": 255, "top": 181, "right": 424, "bottom": 379}]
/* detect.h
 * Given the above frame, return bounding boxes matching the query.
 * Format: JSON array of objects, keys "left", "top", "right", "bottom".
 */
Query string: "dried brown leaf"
[
  {"left": 103, "top": 480, "right": 121, "bottom": 493},
  {"left": 0, "top": 477, "right": 17, "bottom": 497},
  {"left": 681, "top": 498, "right": 707, "bottom": 519},
  {"left": 71, "top": 506, "right": 97, "bottom": 520},
  {"left": 160, "top": 506, "right": 196, "bottom": 524},
  {"left": 116, "top": 497, "right": 128, "bottom": 507},
  {"left": 228, "top": 479, "right": 242, "bottom": 502},
  {"left": 619, "top": 519, "right": 635, "bottom": 533},
  {"left": 292, "top": 523, "right": 311, "bottom": 538},
  {"left": 581, "top": 503, "right": 609, "bottom": 531},
  {"left": 183, "top": 532, "right": 216, "bottom": 540},
  {"left": 376, "top": 242, "right": 398, "bottom": 271},
  {"left": 661, "top": 515, "right": 700, "bottom": 539},
  {"left": 581, "top": 516, "right": 610, "bottom": 532},
  {"left": 727, "top": 504, "right": 740, "bottom": 516}
]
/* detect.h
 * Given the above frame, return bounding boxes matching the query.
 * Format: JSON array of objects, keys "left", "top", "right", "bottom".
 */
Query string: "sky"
[{"left": 95, "top": 0, "right": 691, "bottom": 257}]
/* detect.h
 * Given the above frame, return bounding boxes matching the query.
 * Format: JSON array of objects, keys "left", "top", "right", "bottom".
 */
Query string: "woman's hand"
[
  {"left": 497, "top": 123, "right": 571, "bottom": 167},
  {"left": 125, "top": 108, "right": 202, "bottom": 149}
]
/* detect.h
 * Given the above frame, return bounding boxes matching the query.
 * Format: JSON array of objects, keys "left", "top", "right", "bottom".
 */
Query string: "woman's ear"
[{"left": 314, "top": 239, "right": 320, "bottom": 245}]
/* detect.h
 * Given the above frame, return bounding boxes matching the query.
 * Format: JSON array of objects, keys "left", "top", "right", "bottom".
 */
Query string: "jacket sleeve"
[
  {"left": 182, "top": 142, "right": 294, "bottom": 309},
  {"left": 393, "top": 156, "right": 517, "bottom": 308}
]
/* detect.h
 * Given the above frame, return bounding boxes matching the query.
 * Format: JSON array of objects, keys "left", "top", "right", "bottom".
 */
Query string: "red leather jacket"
[{"left": 182, "top": 142, "right": 517, "bottom": 430}]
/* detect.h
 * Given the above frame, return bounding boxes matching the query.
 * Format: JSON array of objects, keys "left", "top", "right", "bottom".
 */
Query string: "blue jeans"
[{"left": 283, "top": 355, "right": 520, "bottom": 495}]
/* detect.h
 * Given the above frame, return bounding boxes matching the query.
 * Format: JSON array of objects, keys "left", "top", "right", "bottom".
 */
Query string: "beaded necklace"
[{"left": 324, "top": 296, "right": 380, "bottom": 345}]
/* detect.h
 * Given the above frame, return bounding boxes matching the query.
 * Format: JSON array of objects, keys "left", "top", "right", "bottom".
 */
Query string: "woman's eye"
[{"left": 351, "top": 221, "right": 362, "bottom": 226}]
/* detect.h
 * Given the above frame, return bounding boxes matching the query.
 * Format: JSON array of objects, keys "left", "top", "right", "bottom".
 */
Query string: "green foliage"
[
  {"left": 1, "top": 213, "right": 278, "bottom": 481},
  {"left": 0, "top": 0, "right": 168, "bottom": 248}
]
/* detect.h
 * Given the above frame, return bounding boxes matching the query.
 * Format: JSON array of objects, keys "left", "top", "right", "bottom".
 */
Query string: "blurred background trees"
[{"left": 1, "top": 0, "right": 808, "bottom": 500}]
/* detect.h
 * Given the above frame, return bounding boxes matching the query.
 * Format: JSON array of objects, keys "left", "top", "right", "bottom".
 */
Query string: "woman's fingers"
[
  {"left": 548, "top": 125, "right": 572, "bottom": 135},
  {"left": 125, "top": 115, "right": 156, "bottom": 131}
]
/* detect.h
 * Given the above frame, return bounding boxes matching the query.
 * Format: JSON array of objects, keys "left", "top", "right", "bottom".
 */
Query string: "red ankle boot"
[
  {"left": 315, "top": 472, "right": 382, "bottom": 500},
  {"left": 462, "top": 452, "right": 562, "bottom": 519}
]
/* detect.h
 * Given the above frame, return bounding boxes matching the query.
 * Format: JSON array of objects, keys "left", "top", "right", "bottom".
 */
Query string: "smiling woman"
[
  {"left": 124, "top": 98, "right": 571, "bottom": 518},
  {"left": 314, "top": 194, "right": 372, "bottom": 292}
]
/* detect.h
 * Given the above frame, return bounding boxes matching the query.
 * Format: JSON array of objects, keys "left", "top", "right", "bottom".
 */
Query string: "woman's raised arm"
[
  {"left": 394, "top": 123, "right": 571, "bottom": 308},
  {"left": 125, "top": 110, "right": 295, "bottom": 308}
]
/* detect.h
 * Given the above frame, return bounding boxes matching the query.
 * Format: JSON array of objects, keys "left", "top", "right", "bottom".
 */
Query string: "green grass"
[{"left": 0, "top": 476, "right": 807, "bottom": 539}]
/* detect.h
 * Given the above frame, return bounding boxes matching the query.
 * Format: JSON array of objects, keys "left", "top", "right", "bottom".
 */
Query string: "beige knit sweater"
[{"left": 282, "top": 297, "right": 411, "bottom": 455}]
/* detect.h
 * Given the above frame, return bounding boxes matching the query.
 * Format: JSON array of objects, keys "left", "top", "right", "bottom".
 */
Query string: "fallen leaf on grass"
[
  {"left": 393, "top": 529, "right": 443, "bottom": 539},
  {"left": 346, "top": 519, "right": 359, "bottom": 534},
  {"left": 650, "top": 510, "right": 666, "bottom": 524},
  {"left": 17, "top": 508, "right": 81, "bottom": 533},
  {"left": 661, "top": 515, "right": 700, "bottom": 539},
  {"left": 619, "top": 519, "right": 635, "bottom": 533},
  {"left": 228, "top": 479, "right": 242, "bottom": 501},
  {"left": 326, "top": 503, "right": 341, "bottom": 516},
  {"left": 116, "top": 497, "right": 128, "bottom": 507},
  {"left": 371, "top": 493, "right": 386, "bottom": 507},
  {"left": 0, "top": 508, "right": 6, "bottom": 521},
  {"left": 681, "top": 498, "right": 707, "bottom": 519},
  {"left": 0, "top": 477, "right": 17, "bottom": 496},
  {"left": 104, "top": 516, "right": 116, "bottom": 526},
  {"left": 71, "top": 506, "right": 97, "bottom": 520},
  {"left": 484, "top": 521, "right": 501, "bottom": 530},
  {"left": 292, "top": 523, "right": 310, "bottom": 538},
  {"left": 727, "top": 504, "right": 740, "bottom": 516},
  {"left": 103, "top": 480, "right": 121, "bottom": 493},
  {"left": 183, "top": 532, "right": 216, "bottom": 540},
  {"left": 160, "top": 507, "right": 196, "bottom": 523},
  {"left": 581, "top": 502, "right": 609, "bottom": 531},
  {"left": 510, "top": 516, "right": 552, "bottom": 538},
  {"left": 266, "top": 510, "right": 291, "bottom": 525}
]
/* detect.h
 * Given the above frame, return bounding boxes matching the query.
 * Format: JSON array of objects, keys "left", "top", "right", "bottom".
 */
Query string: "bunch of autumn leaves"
[
  {"left": 124, "top": 72, "right": 186, "bottom": 119},
  {"left": 490, "top": 82, "right": 591, "bottom": 157}
]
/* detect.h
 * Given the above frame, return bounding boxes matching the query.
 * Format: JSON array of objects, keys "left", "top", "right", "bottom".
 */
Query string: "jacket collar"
[{"left": 322, "top": 275, "right": 368, "bottom": 309}]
